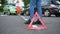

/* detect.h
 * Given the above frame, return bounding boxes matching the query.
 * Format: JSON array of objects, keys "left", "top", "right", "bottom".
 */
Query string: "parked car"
[
  {"left": 51, "top": 1, "right": 60, "bottom": 17},
  {"left": 23, "top": 0, "right": 60, "bottom": 17},
  {"left": 3, "top": 5, "right": 9, "bottom": 14},
  {"left": 3, "top": 3, "right": 17, "bottom": 15}
]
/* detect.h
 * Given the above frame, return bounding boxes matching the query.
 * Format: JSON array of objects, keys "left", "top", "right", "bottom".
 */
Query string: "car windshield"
[
  {"left": 41, "top": 0, "right": 51, "bottom": 6},
  {"left": 9, "top": 3, "right": 15, "bottom": 6},
  {"left": 51, "top": 0, "right": 60, "bottom": 5}
]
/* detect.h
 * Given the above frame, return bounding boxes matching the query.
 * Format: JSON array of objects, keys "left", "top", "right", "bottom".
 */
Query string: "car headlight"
[
  {"left": 59, "top": 10, "right": 60, "bottom": 12},
  {"left": 50, "top": 4, "right": 57, "bottom": 8}
]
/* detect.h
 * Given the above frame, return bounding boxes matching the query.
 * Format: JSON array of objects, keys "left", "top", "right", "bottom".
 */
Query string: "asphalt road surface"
[{"left": 0, "top": 15, "right": 60, "bottom": 34}]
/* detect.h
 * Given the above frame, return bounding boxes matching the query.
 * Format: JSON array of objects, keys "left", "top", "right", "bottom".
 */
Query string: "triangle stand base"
[{"left": 27, "top": 25, "right": 47, "bottom": 30}]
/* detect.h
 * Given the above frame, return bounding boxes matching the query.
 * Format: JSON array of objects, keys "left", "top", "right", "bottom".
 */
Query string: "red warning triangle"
[{"left": 27, "top": 12, "right": 47, "bottom": 30}]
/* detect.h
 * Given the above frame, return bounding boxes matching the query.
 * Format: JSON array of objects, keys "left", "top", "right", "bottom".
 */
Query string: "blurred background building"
[{"left": 7, "top": 0, "right": 24, "bottom": 7}]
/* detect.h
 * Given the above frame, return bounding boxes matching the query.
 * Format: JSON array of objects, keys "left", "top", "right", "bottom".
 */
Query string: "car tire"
[
  {"left": 55, "top": 14, "right": 60, "bottom": 17},
  {"left": 25, "top": 11, "right": 29, "bottom": 16},
  {"left": 44, "top": 10, "right": 51, "bottom": 17},
  {"left": 4, "top": 12, "right": 6, "bottom": 14}
]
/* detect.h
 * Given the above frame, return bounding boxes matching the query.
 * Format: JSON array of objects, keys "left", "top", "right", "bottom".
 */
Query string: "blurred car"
[
  {"left": 3, "top": 3, "right": 17, "bottom": 15},
  {"left": 3, "top": 5, "right": 9, "bottom": 14},
  {"left": 23, "top": 0, "right": 60, "bottom": 17},
  {"left": 50, "top": 1, "right": 60, "bottom": 17},
  {"left": 8, "top": 3, "right": 17, "bottom": 15}
]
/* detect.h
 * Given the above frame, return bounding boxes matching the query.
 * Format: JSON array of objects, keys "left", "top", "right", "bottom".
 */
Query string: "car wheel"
[
  {"left": 55, "top": 14, "right": 60, "bottom": 17},
  {"left": 4, "top": 12, "right": 6, "bottom": 14},
  {"left": 25, "top": 11, "right": 29, "bottom": 16},
  {"left": 59, "top": 10, "right": 60, "bottom": 13},
  {"left": 44, "top": 10, "right": 51, "bottom": 17}
]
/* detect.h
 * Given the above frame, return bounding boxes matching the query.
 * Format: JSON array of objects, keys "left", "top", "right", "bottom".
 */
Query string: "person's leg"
[
  {"left": 30, "top": 0, "right": 36, "bottom": 20},
  {"left": 36, "top": 0, "right": 42, "bottom": 19},
  {"left": 36, "top": 0, "right": 42, "bottom": 24},
  {"left": 25, "top": 0, "right": 36, "bottom": 24}
]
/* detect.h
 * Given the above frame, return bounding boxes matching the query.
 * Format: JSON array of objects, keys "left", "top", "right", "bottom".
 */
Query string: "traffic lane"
[
  {"left": 0, "top": 16, "right": 60, "bottom": 34},
  {"left": 20, "top": 16, "right": 60, "bottom": 34},
  {"left": 0, "top": 16, "right": 25, "bottom": 34},
  {"left": 42, "top": 17, "right": 60, "bottom": 34}
]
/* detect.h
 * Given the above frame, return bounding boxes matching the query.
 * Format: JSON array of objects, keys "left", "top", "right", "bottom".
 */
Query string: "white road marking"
[
  {"left": 1, "top": 15, "right": 8, "bottom": 16},
  {"left": 20, "top": 16, "right": 28, "bottom": 21}
]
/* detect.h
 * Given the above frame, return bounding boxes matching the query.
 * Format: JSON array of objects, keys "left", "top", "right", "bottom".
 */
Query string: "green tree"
[
  {"left": 0, "top": 0, "right": 8, "bottom": 12},
  {"left": 23, "top": 0, "right": 30, "bottom": 8}
]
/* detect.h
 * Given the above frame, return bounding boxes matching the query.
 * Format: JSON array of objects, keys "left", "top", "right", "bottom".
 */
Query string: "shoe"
[
  {"left": 25, "top": 19, "right": 35, "bottom": 24},
  {"left": 25, "top": 19, "right": 31, "bottom": 24},
  {"left": 35, "top": 20, "right": 42, "bottom": 25}
]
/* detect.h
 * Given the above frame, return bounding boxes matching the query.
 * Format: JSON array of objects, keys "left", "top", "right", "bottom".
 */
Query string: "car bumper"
[{"left": 50, "top": 8, "right": 60, "bottom": 14}]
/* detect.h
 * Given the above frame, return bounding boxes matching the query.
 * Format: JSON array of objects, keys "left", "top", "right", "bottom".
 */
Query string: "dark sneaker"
[
  {"left": 25, "top": 19, "right": 31, "bottom": 24},
  {"left": 25, "top": 19, "right": 36, "bottom": 24},
  {"left": 34, "top": 20, "right": 42, "bottom": 25}
]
